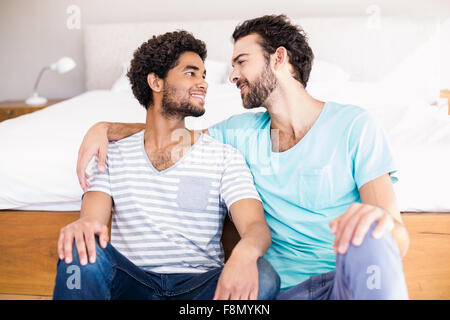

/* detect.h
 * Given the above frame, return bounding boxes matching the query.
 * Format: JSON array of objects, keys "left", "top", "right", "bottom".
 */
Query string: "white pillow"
[
  {"left": 307, "top": 79, "right": 424, "bottom": 112},
  {"left": 306, "top": 59, "right": 351, "bottom": 101},
  {"left": 308, "top": 59, "right": 350, "bottom": 83},
  {"left": 378, "top": 23, "right": 444, "bottom": 105},
  {"left": 110, "top": 62, "right": 132, "bottom": 93}
]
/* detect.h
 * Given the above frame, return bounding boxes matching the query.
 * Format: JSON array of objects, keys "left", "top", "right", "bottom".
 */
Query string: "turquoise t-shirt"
[{"left": 208, "top": 101, "right": 397, "bottom": 291}]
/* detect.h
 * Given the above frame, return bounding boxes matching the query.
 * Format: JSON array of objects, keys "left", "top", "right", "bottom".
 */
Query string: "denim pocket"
[{"left": 297, "top": 166, "right": 332, "bottom": 211}]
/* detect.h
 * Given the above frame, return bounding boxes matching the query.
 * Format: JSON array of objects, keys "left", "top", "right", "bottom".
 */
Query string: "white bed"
[
  {"left": 1, "top": 86, "right": 449, "bottom": 212},
  {"left": 1, "top": 16, "right": 449, "bottom": 212}
]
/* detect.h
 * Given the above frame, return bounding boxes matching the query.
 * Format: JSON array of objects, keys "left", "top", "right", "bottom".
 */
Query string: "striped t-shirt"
[{"left": 87, "top": 130, "right": 261, "bottom": 274}]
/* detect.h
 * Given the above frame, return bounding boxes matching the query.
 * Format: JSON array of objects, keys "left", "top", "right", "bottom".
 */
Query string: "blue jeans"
[
  {"left": 52, "top": 238, "right": 280, "bottom": 300},
  {"left": 277, "top": 222, "right": 409, "bottom": 300}
]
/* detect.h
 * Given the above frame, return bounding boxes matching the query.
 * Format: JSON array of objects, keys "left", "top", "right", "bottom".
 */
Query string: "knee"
[
  {"left": 346, "top": 222, "right": 400, "bottom": 260},
  {"left": 56, "top": 238, "right": 112, "bottom": 278},
  {"left": 337, "top": 223, "right": 408, "bottom": 299},
  {"left": 340, "top": 222, "right": 403, "bottom": 276},
  {"left": 53, "top": 239, "right": 114, "bottom": 299},
  {"left": 256, "top": 257, "right": 280, "bottom": 300}
]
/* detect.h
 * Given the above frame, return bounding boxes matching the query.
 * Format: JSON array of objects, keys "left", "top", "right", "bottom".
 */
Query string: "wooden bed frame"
[{"left": 0, "top": 210, "right": 449, "bottom": 300}]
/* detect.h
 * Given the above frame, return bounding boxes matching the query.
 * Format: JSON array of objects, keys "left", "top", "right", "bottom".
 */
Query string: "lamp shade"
[
  {"left": 50, "top": 57, "right": 76, "bottom": 74},
  {"left": 25, "top": 57, "right": 77, "bottom": 106}
]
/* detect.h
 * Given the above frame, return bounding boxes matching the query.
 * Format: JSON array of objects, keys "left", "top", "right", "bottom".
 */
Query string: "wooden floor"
[
  {"left": 0, "top": 293, "right": 51, "bottom": 300},
  {"left": 0, "top": 210, "right": 449, "bottom": 300}
]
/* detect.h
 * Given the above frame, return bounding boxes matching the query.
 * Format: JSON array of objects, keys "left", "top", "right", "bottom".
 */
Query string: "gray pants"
[{"left": 277, "top": 222, "right": 409, "bottom": 300}]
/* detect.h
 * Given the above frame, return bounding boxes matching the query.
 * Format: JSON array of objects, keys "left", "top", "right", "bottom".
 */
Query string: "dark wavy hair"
[
  {"left": 127, "top": 30, "right": 207, "bottom": 109},
  {"left": 232, "top": 14, "right": 314, "bottom": 87}
]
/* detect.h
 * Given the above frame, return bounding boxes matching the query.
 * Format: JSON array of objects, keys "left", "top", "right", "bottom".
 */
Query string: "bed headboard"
[{"left": 83, "top": 16, "right": 440, "bottom": 90}]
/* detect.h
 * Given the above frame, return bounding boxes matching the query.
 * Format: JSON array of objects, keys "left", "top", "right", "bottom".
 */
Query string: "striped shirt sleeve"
[
  {"left": 219, "top": 147, "right": 261, "bottom": 209},
  {"left": 86, "top": 156, "right": 112, "bottom": 196}
]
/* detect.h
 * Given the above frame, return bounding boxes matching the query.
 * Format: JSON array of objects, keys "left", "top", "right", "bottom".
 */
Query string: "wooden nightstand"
[{"left": 0, "top": 99, "right": 66, "bottom": 122}]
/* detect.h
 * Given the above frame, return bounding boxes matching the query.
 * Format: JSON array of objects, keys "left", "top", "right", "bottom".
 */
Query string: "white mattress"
[
  {"left": 0, "top": 85, "right": 261, "bottom": 211},
  {"left": 0, "top": 84, "right": 450, "bottom": 211},
  {"left": 308, "top": 80, "right": 450, "bottom": 212},
  {"left": 3, "top": 17, "right": 448, "bottom": 212},
  {"left": 370, "top": 103, "right": 450, "bottom": 212},
  {"left": 0, "top": 82, "right": 449, "bottom": 212},
  {"left": 0, "top": 90, "right": 145, "bottom": 211}
]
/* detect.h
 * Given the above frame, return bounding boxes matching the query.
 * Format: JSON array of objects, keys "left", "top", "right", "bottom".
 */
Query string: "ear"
[
  {"left": 147, "top": 73, "right": 163, "bottom": 92},
  {"left": 272, "top": 47, "right": 289, "bottom": 71}
]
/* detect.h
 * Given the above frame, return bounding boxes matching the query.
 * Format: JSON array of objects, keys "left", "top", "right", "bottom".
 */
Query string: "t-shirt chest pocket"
[
  {"left": 176, "top": 176, "right": 214, "bottom": 211},
  {"left": 297, "top": 166, "right": 333, "bottom": 211}
]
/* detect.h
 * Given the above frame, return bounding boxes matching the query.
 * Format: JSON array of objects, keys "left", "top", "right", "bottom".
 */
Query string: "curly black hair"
[
  {"left": 127, "top": 30, "right": 207, "bottom": 109},
  {"left": 232, "top": 15, "right": 314, "bottom": 88}
]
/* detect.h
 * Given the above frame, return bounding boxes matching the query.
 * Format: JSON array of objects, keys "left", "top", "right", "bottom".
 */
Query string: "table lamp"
[{"left": 25, "top": 57, "right": 76, "bottom": 106}]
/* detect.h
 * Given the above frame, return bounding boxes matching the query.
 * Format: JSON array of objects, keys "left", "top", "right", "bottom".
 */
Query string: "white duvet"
[{"left": 0, "top": 82, "right": 449, "bottom": 212}]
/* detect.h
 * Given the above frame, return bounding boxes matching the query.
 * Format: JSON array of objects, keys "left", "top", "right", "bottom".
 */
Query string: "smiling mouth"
[
  {"left": 190, "top": 93, "right": 205, "bottom": 103},
  {"left": 237, "top": 81, "right": 248, "bottom": 94}
]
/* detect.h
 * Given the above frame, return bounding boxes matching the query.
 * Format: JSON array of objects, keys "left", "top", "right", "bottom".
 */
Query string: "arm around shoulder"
[
  {"left": 104, "top": 122, "right": 146, "bottom": 141},
  {"left": 77, "top": 121, "right": 145, "bottom": 191}
]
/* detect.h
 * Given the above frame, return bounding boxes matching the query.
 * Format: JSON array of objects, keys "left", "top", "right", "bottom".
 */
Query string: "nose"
[
  {"left": 229, "top": 68, "right": 239, "bottom": 84},
  {"left": 198, "top": 77, "right": 208, "bottom": 91}
]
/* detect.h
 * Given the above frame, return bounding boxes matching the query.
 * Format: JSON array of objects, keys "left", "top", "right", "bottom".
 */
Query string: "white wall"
[{"left": 1, "top": 0, "right": 449, "bottom": 101}]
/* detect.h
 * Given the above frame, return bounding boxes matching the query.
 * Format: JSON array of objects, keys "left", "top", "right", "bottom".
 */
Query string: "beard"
[
  {"left": 160, "top": 81, "right": 205, "bottom": 119},
  {"left": 240, "top": 62, "right": 278, "bottom": 109}
]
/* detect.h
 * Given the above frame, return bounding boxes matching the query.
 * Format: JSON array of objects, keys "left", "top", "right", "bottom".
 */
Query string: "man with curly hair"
[
  {"left": 53, "top": 31, "right": 280, "bottom": 300},
  {"left": 76, "top": 15, "right": 410, "bottom": 299}
]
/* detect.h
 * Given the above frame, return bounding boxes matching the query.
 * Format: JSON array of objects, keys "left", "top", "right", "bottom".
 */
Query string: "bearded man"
[{"left": 53, "top": 30, "right": 280, "bottom": 300}]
